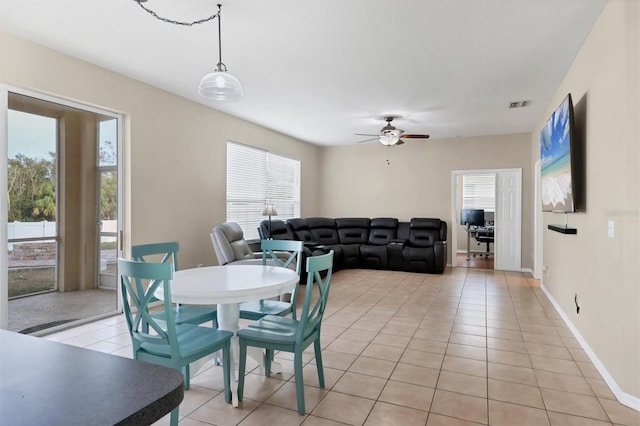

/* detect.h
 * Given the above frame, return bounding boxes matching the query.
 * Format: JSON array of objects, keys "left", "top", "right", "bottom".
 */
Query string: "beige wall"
[
  {"left": 317, "top": 132, "right": 534, "bottom": 269},
  {"left": 0, "top": 30, "right": 321, "bottom": 268},
  {"left": 533, "top": 0, "right": 639, "bottom": 401}
]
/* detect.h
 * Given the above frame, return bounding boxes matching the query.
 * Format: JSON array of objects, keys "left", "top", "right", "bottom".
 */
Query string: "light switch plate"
[{"left": 608, "top": 220, "right": 615, "bottom": 238}]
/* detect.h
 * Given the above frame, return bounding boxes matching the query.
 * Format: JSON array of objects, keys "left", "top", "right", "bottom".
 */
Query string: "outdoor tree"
[
  {"left": 7, "top": 153, "right": 56, "bottom": 222},
  {"left": 8, "top": 141, "right": 118, "bottom": 222},
  {"left": 100, "top": 171, "right": 117, "bottom": 220},
  {"left": 99, "top": 140, "right": 117, "bottom": 220}
]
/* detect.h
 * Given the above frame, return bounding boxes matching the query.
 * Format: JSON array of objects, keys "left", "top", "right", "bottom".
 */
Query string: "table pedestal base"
[
  {"left": 216, "top": 303, "right": 283, "bottom": 407},
  {"left": 217, "top": 304, "right": 240, "bottom": 406}
]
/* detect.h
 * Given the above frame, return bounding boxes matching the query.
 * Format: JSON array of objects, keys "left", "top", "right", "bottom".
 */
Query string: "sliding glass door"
[{"left": 1, "top": 87, "right": 123, "bottom": 334}]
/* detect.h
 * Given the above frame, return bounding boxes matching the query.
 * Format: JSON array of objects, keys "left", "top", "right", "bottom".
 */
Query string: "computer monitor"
[{"left": 460, "top": 209, "right": 485, "bottom": 227}]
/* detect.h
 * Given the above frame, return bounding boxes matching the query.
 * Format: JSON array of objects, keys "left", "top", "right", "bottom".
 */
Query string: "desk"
[
  {"left": 464, "top": 226, "right": 494, "bottom": 259},
  {"left": 0, "top": 329, "right": 183, "bottom": 425},
  {"left": 155, "top": 264, "right": 298, "bottom": 406}
]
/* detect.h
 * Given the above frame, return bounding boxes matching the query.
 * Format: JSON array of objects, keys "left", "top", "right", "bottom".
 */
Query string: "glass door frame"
[{"left": 0, "top": 84, "right": 124, "bottom": 330}]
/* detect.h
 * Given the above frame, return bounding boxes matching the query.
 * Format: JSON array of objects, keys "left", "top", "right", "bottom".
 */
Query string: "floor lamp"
[{"left": 262, "top": 204, "right": 278, "bottom": 239}]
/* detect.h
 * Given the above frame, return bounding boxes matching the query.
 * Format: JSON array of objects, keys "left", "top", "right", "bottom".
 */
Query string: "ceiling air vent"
[{"left": 509, "top": 100, "right": 531, "bottom": 109}]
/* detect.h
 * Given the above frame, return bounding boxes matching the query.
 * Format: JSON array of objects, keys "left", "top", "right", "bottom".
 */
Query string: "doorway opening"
[
  {"left": 2, "top": 89, "right": 122, "bottom": 334},
  {"left": 451, "top": 168, "right": 522, "bottom": 271},
  {"left": 455, "top": 173, "right": 495, "bottom": 270}
]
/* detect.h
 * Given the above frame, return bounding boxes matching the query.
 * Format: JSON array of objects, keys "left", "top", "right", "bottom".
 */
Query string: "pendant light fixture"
[
  {"left": 198, "top": 4, "right": 243, "bottom": 100},
  {"left": 134, "top": 1, "right": 242, "bottom": 101}
]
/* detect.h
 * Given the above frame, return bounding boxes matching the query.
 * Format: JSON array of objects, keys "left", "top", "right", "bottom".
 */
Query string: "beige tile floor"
[{"left": 44, "top": 267, "right": 640, "bottom": 426}]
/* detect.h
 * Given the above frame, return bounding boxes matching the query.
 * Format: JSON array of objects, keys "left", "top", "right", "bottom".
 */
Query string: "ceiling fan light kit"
[
  {"left": 134, "top": 1, "right": 242, "bottom": 101},
  {"left": 379, "top": 132, "right": 400, "bottom": 146},
  {"left": 357, "top": 116, "right": 429, "bottom": 146}
]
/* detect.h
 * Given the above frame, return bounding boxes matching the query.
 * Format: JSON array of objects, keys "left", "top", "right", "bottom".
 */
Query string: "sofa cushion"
[
  {"left": 336, "top": 217, "right": 370, "bottom": 244},
  {"left": 307, "top": 217, "right": 339, "bottom": 245},
  {"left": 260, "top": 219, "right": 294, "bottom": 240},
  {"left": 211, "top": 222, "right": 254, "bottom": 264},
  {"left": 360, "top": 245, "right": 388, "bottom": 269},
  {"left": 408, "top": 218, "right": 443, "bottom": 248},
  {"left": 286, "top": 218, "right": 315, "bottom": 243},
  {"left": 339, "top": 244, "right": 360, "bottom": 268},
  {"left": 403, "top": 246, "right": 436, "bottom": 272},
  {"left": 368, "top": 217, "right": 398, "bottom": 245}
]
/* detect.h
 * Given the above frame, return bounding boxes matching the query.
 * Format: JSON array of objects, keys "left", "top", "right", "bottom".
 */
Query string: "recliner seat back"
[
  {"left": 408, "top": 218, "right": 444, "bottom": 247},
  {"left": 259, "top": 219, "right": 294, "bottom": 240},
  {"left": 367, "top": 218, "right": 398, "bottom": 245},
  {"left": 307, "top": 217, "right": 340, "bottom": 245},
  {"left": 286, "top": 218, "right": 315, "bottom": 243},
  {"left": 336, "top": 218, "right": 370, "bottom": 244},
  {"left": 211, "top": 222, "right": 254, "bottom": 265}
]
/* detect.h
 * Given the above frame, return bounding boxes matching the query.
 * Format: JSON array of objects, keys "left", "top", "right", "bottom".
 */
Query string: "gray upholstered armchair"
[{"left": 210, "top": 222, "right": 264, "bottom": 266}]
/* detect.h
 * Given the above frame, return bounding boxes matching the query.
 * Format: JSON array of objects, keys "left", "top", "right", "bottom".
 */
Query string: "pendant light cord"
[
  {"left": 134, "top": 0, "right": 219, "bottom": 27},
  {"left": 217, "top": 4, "right": 223, "bottom": 68}
]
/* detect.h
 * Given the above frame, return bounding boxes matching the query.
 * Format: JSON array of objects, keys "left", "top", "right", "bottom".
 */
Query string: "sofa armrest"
[
  {"left": 226, "top": 258, "right": 265, "bottom": 266},
  {"left": 434, "top": 241, "right": 447, "bottom": 273}
]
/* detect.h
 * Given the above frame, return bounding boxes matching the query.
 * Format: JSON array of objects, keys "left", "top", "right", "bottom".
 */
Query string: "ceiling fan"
[{"left": 355, "top": 116, "right": 430, "bottom": 146}]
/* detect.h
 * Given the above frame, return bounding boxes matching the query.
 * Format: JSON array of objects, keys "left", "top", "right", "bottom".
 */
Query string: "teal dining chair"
[
  {"left": 132, "top": 242, "right": 218, "bottom": 328},
  {"left": 118, "top": 258, "right": 233, "bottom": 426},
  {"left": 238, "top": 239, "right": 304, "bottom": 321},
  {"left": 237, "top": 251, "right": 334, "bottom": 415}
]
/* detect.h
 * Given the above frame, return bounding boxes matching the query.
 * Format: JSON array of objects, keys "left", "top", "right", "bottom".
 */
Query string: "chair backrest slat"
[
  {"left": 131, "top": 242, "right": 179, "bottom": 312},
  {"left": 132, "top": 241, "right": 179, "bottom": 270},
  {"left": 119, "top": 258, "right": 178, "bottom": 356},
  {"left": 260, "top": 239, "right": 303, "bottom": 275},
  {"left": 296, "top": 251, "right": 333, "bottom": 341},
  {"left": 261, "top": 239, "right": 304, "bottom": 319}
]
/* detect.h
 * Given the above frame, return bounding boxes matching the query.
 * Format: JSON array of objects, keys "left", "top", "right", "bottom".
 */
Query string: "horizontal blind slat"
[
  {"left": 226, "top": 142, "right": 300, "bottom": 240},
  {"left": 463, "top": 173, "right": 495, "bottom": 212}
]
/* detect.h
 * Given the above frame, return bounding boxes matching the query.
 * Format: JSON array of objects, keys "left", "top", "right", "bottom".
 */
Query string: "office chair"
[{"left": 474, "top": 233, "right": 494, "bottom": 258}]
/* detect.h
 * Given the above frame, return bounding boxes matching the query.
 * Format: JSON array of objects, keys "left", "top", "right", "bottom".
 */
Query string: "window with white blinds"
[
  {"left": 462, "top": 173, "right": 496, "bottom": 212},
  {"left": 226, "top": 141, "right": 300, "bottom": 240}
]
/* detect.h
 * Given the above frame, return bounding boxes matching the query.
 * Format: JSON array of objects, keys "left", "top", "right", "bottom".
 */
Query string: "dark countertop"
[{"left": 0, "top": 329, "right": 184, "bottom": 425}]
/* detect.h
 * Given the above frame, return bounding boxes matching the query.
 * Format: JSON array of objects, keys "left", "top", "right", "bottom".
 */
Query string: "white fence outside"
[{"left": 7, "top": 220, "right": 117, "bottom": 250}]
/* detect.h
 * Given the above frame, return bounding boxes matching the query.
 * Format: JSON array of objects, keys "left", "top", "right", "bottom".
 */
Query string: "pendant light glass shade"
[{"left": 198, "top": 67, "right": 243, "bottom": 100}]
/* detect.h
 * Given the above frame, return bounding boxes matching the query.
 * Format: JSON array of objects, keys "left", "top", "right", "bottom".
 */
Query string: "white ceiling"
[{"left": 0, "top": 0, "right": 607, "bottom": 146}]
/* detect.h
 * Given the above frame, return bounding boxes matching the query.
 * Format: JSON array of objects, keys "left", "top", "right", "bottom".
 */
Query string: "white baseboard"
[{"left": 540, "top": 283, "right": 640, "bottom": 412}]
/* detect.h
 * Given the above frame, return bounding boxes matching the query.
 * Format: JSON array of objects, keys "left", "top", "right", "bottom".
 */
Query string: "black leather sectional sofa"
[{"left": 258, "top": 217, "right": 447, "bottom": 275}]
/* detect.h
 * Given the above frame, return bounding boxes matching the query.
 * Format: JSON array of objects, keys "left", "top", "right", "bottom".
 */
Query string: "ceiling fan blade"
[
  {"left": 354, "top": 133, "right": 379, "bottom": 137},
  {"left": 395, "top": 139, "right": 405, "bottom": 145},
  {"left": 357, "top": 138, "right": 378, "bottom": 144},
  {"left": 401, "top": 134, "right": 430, "bottom": 139}
]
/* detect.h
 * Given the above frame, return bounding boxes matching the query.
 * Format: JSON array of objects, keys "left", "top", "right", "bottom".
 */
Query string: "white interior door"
[{"left": 494, "top": 169, "right": 522, "bottom": 271}]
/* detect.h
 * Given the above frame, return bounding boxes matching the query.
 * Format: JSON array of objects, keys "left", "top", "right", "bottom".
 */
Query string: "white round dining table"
[
  {"left": 163, "top": 264, "right": 297, "bottom": 301},
  {"left": 154, "top": 264, "right": 299, "bottom": 406}
]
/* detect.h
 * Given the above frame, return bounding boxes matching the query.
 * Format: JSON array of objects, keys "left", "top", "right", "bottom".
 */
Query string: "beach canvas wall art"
[{"left": 540, "top": 94, "right": 575, "bottom": 212}]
